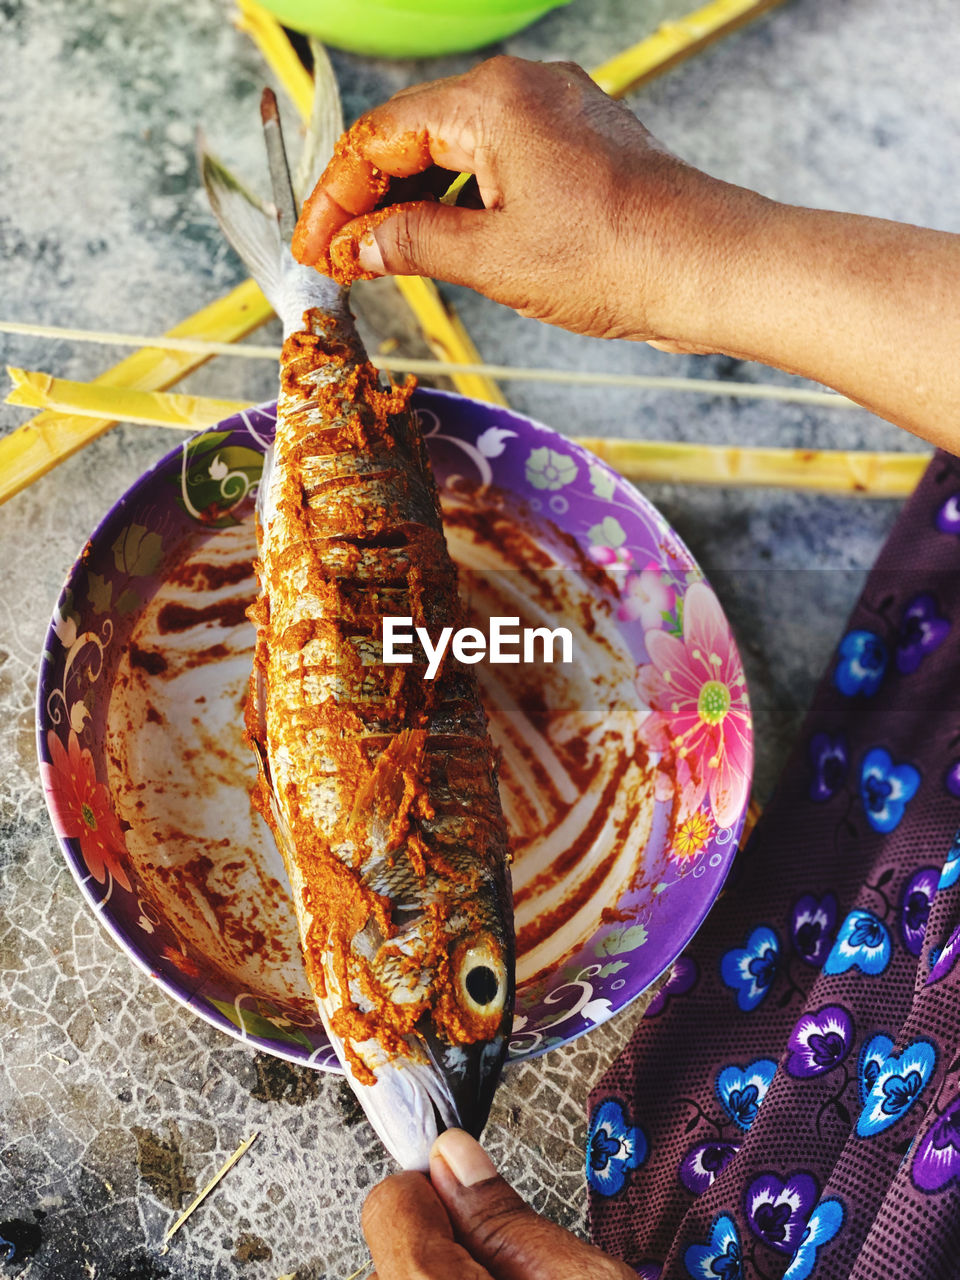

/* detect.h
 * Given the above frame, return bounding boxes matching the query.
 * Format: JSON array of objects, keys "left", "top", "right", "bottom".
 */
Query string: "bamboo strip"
[
  {"left": 238, "top": 2, "right": 508, "bottom": 407},
  {"left": 0, "top": 281, "right": 272, "bottom": 506},
  {"left": 578, "top": 436, "right": 926, "bottom": 495},
  {"left": 5, "top": 373, "right": 927, "bottom": 496},
  {"left": 159, "top": 1132, "right": 259, "bottom": 1254},
  {"left": 0, "top": 322, "right": 859, "bottom": 408},
  {"left": 591, "top": 0, "right": 785, "bottom": 97},
  {"left": 7, "top": 369, "right": 249, "bottom": 430}
]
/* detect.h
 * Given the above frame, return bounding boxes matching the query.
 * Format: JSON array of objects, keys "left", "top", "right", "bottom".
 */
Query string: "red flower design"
[{"left": 41, "top": 729, "right": 131, "bottom": 892}]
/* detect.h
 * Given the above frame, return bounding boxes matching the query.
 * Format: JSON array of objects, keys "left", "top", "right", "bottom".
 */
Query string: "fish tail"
[{"left": 199, "top": 44, "right": 346, "bottom": 328}]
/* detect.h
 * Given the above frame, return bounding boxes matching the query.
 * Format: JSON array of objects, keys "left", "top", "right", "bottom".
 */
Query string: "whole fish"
[{"left": 201, "top": 67, "right": 514, "bottom": 1171}]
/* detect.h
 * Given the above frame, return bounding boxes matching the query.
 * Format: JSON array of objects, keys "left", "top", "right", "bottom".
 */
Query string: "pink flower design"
[
  {"left": 619, "top": 563, "right": 674, "bottom": 627},
  {"left": 588, "top": 544, "right": 633, "bottom": 570},
  {"left": 636, "top": 582, "right": 752, "bottom": 829},
  {"left": 41, "top": 729, "right": 132, "bottom": 892}
]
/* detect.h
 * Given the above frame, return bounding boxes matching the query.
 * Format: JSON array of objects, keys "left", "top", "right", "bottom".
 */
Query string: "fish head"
[{"left": 324, "top": 869, "right": 515, "bottom": 1171}]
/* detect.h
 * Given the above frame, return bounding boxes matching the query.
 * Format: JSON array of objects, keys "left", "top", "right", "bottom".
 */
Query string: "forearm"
[{"left": 670, "top": 193, "right": 960, "bottom": 445}]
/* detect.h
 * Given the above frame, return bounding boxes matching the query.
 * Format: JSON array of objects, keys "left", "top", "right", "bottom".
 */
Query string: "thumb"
[
  {"left": 429, "top": 1130, "right": 636, "bottom": 1280},
  {"left": 328, "top": 203, "right": 496, "bottom": 288}
]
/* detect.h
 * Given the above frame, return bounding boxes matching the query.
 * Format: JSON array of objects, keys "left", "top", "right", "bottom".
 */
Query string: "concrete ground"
[{"left": 0, "top": 0, "right": 957, "bottom": 1275}]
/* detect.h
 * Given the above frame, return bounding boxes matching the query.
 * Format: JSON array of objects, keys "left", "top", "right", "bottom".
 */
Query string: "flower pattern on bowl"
[
  {"left": 636, "top": 582, "right": 752, "bottom": 831},
  {"left": 41, "top": 729, "right": 131, "bottom": 893}
]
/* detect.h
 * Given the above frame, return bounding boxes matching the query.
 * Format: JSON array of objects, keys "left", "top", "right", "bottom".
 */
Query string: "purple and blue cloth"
[{"left": 587, "top": 450, "right": 960, "bottom": 1279}]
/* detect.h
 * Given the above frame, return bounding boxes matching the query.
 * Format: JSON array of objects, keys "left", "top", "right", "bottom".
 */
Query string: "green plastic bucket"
[{"left": 254, "top": 0, "right": 574, "bottom": 58}]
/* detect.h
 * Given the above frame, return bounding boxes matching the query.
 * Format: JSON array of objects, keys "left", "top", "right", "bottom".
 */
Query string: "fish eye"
[
  {"left": 456, "top": 943, "right": 507, "bottom": 1017},
  {"left": 465, "top": 964, "right": 499, "bottom": 1007}
]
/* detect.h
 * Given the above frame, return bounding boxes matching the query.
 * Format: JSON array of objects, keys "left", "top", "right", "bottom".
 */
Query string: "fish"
[{"left": 200, "top": 54, "right": 515, "bottom": 1172}]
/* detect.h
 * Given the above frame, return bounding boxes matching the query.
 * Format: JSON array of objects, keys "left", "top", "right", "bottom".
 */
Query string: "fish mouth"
[
  {"left": 329, "top": 1022, "right": 510, "bottom": 1172},
  {"left": 418, "top": 1021, "right": 510, "bottom": 1143}
]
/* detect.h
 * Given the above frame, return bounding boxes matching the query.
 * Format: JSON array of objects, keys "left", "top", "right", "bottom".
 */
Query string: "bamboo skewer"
[
  {"left": 6, "top": 371, "right": 928, "bottom": 496},
  {"left": 0, "top": 321, "right": 859, "bottom": 408},
  {"left": 159, "top": 1132, "right": 259, "bottom": 1254}
]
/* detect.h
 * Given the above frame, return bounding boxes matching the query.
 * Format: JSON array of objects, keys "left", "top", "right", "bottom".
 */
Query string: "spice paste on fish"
[{"left": 249, "top": 310, "right": 514, "bottom": 1083}]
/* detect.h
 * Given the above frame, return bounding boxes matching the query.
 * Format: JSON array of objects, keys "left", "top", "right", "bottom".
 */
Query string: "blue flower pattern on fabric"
[
  {"left": 939, "top": 828, "right": 960, "bottom": 889},
  {"left": 895, "top": 593, "right": 949, "bottom": 674},
  {"left": 789, "top": 893, "right": 838, "bottom": 967},
  {"left": 807, "top": 733, "right": 849, "bottom": 802},
  {"left": 928, "top": 924, "right": 960, "bottom": 985},
  {"left": 782, "top": 1199, "right": 844, "bottom": 1280},
  {"left": 745, "top": 1171, "right": 818, "bottom": 1255},
  {"left": 856, "top": 1040, "right": 936, "bottom": 1137},
  {"left": 587, "top": 1099, "right": 647, "bottom": 1196},
  {"left": 912, "top": 1097, "right": 960, "bottom": 1192},
  {"left": 859, "top": 1034, "right": 895, "bottom": 1107},
  {"left": 859, "top": 747, "right": 920, "bottom": 833},
  {"left": 716, "top": 1060, "right": 777, "bottom": 1131},
  {"left": 834, "top": 630, "right": 887, "bottom": 696},
  {"left": 684, "top": 1214, "right": 743, "bottom": 1280},
  {"left": 899, "top": 867, "right": 938, "bottom": 956},
  {"left": 786, "top": 1005, "right": 853, "bottom": 1079},
  {"left": 680, "top": 1141, "right": 741, "bottom": 1196},
  {"left": 824, "top": 910, "right": 892, "bottom": 976},
  {"left": 720, "top": 926, "right": 780, "bottom": 1011}
]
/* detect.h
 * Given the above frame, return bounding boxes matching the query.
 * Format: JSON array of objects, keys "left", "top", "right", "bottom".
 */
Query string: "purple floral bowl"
[{"left": 37, "top": 390, "right": 752, "bottom": 1069}]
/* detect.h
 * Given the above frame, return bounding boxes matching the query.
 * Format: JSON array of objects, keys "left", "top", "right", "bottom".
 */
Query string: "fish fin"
[
  {"left": 198, "top": 132, "right": 285, "bottom": 313},
  {"left": 294, "top": 40, "right": 345, "bottom": 203}
]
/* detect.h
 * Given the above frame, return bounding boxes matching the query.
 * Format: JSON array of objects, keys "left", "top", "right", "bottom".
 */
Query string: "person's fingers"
[
  {"left": 327, "top": 203, "right": 497, "bottom": 286},
  {"left": 361, "top": 1171, "right": 493, "bottom": 1280},
  {"left": 293, "top": 184, "right": 352, "bottom": 265},
  {"left": 293, "top": 79, "right": 498, "bottom": 269},
  {"left": 430, "top": 1130, "right": 637, "bottom": 1280}
]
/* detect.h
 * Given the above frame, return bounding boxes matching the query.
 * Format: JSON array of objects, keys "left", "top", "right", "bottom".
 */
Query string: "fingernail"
[
  {"left": 357, "top": 230, "right": 385, "bottom": 275},
  {"left": 431, "top": 1129, "right": 497, "bottom": 1187}
]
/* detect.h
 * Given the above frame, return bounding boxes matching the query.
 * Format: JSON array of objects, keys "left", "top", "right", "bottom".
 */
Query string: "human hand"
[
  {"left": 361, "top": 1128, "right": 635, "bottom": 1279},
  {"left": 292, "top": 56, "right": 764, "bottom": 346}
]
